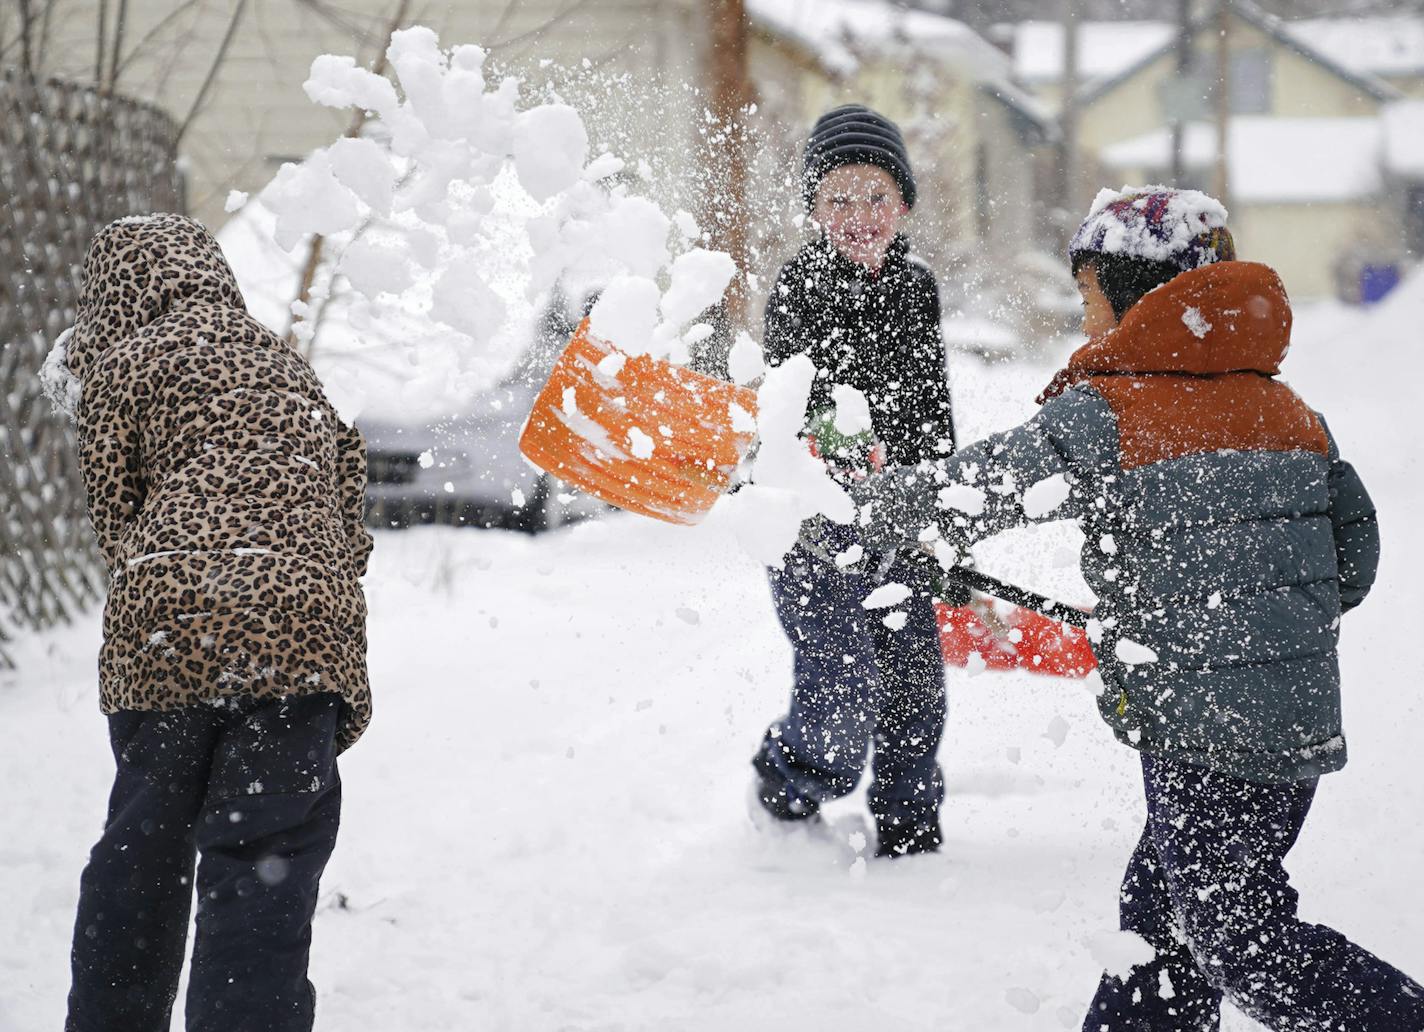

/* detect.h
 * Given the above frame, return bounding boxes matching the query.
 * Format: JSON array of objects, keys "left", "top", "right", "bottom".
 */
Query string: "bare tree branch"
[
  {"left": 94, "top": 0, "right": 107, "bottom": 86},
  {"left": 104, "top": 0, "right": 128, "bottom": 93},
  {"left": 17, "top": 0, "right": 36, "bottom": 82},
  {"left": 114, "top": 0, "right": 203, "bottom": 79},
  {"left": 288, "top": 0, "right": 414, "bottom": 355},
  {"left": 174, "top": 0, "right": 249, "bottom": 145},
  {"left": 293, "top": 0, "right": 386, "bottom": 48},
  {"left": 487, "top": 0, "right": 523, "bottom": 43},
  {"left": 486, "top": 0, "right": 596, "bottom": 55},
  {"left": 35, "top": 0, "right": 58, "bottom": 76}
]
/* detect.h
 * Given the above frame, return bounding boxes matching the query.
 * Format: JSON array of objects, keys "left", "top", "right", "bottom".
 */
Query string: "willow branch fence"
[{"left": 0, "top": 70, "right": 184, "bottom": 669}]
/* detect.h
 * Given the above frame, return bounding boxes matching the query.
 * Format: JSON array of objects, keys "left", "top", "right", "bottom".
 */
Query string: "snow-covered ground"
[{"left": 4, "top": 282, "right": 1422, "bottom": 1030}]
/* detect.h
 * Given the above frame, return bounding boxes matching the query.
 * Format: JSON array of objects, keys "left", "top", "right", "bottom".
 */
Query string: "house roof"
[
  {"left": 747, "top": 0, "right": 1000, "bottom": 77},
  {"left": 746, "top": 0, "right": 1052, "bottom": 131},
  {"left": 1286, "top": 16, "right": 1424, "bottom": 80},
  {"left": 979, "top": 83, "right": 1056, "bottom": 143},
  {"left": 1011, "top": 14, "right": 1424, "bottom": 86},
  {"left": 1075, "top": 0, "right": 1403, "bottom": 109},
  {"left": 1098, "top": 116, "right": 1384, "bottom": 204},
  {"left": 1009, "top": 20, "right": 1178, "bottom": 86},
  {"left": 1384, "top": 101, "right": 1424, "bottom": 179}
]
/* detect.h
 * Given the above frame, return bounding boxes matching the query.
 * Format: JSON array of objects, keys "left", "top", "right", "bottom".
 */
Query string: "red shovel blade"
[
  {"left": 935, "top": 599, "right": 1097, "bottom": 679},
  {"left": 519, "top": 318, "right": 759, "bottom": 526}
]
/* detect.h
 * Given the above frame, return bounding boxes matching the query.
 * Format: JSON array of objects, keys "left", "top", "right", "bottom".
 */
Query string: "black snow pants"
[
  {"left": 66, "top": 692, "right": 343, "bottom": 1032},
  {"left": 1083, "top": 753, "right": 1424, "bottom": 1031}
]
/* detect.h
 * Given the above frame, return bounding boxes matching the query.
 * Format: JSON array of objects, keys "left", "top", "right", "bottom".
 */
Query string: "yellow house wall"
[
  {"left": 1076, "top": 52, "right": 1178, "bottom": 161},
  {"left": 1383, "top": 74, "right": 1424, "bottom": 99},
  {"left": 1105, "top": 146, "right": 1396, "bottom": 301},
  {"left": 1080, "top": 15, "right": 1385, "bottom": 157},
  {"left": 1269, "top": 47, "right": 1383, "bottom": 116},
  {"left": 1234, "top": 202, "right": 1394, "bottom": 299}
]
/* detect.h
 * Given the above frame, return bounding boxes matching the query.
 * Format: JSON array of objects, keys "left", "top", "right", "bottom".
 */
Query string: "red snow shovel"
[
  {"left": 521, "top": 322, "right": 1098, "bottom": 677},
  {"left": 519, "top": 318, "right": 759, "bottom": 525},
  {"left": 932, "top": 567, "right": 1097, "bottom": 678}
]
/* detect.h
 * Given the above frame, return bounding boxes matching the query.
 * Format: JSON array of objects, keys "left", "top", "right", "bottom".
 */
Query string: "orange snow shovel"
[{"left": 519, "top": 318, "right": 759, "bottom": 525}]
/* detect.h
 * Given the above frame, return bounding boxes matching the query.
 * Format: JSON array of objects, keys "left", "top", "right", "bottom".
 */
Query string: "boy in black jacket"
[{"left": 749, "top": 106, "right": 957, "bottom": 858}]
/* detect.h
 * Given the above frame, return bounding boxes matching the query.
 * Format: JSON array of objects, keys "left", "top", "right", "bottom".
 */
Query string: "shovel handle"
[{"left": 938, "top": 566, "right": 1091, "bottom": 630}]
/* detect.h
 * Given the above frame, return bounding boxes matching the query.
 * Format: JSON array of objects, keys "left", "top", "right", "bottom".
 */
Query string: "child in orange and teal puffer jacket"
[{"left": 829, "top": 186, "right": 1423, "bottom": 1030}]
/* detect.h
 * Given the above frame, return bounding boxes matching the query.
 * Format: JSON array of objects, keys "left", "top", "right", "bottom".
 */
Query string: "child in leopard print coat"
[{"left": 51, "top": 214, "right": 370, "bottom": 1032}]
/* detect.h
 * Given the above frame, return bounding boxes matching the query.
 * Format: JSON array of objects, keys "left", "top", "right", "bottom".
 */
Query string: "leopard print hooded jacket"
[{"left": 66, "top": 214, "right": 373, "bottom": 750}]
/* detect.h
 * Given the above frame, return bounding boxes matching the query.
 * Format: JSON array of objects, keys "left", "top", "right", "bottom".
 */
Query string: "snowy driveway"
[{"left": 4, "top": 302, "right": 1423, "bottom": 1030}]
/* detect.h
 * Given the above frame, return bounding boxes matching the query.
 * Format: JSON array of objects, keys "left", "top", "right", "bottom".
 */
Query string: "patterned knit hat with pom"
[{"left": 1069, "top": 185, "right": 1236, "bottom": 273}]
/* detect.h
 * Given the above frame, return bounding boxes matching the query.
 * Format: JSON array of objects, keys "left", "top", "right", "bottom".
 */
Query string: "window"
[{"left": 1229, "top": 48, "right": 1272, "bottom": 115}]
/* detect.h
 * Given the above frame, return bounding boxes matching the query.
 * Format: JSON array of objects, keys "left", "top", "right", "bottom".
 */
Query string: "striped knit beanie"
[
  {"left": 803, "top": 105, "right": 917, "bottom": 211},
  {"left": 1069, "top": 185, "right": 1236, "bottom": 272}
]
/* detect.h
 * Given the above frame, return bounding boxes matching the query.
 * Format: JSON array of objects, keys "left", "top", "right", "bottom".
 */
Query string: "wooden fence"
[{"left": 0, "top": 71, "right": 184, "bottom": 667}]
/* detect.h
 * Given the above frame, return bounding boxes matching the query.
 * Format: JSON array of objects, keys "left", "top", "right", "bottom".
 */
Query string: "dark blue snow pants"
[
  {"left": 1083, "top": 753, "right": 1424, "bottom": 1031},
  {"left": 66, "top": 693, "right": 343, "bottom": 1032},
  {"left": 757, "top": 541, "right": 946, "bottom": 828}
]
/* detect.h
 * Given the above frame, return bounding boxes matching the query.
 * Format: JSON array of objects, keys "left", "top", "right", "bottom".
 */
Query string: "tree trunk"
[{"left": 700, "top": 0, "right": 753, "bottom": 335}]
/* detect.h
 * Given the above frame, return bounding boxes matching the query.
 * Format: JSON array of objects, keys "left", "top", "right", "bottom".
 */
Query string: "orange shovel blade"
[{"left": 519, "top": 318, "right": 759, "bottom": 526}]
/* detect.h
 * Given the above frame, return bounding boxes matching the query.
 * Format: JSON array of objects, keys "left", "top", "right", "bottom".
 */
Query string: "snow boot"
[
  {"left": 874, "top": 814, "right": 942, "bottom": 859},
  {"left": 749, "top": 747, "right": 820, "bottom": 824}
]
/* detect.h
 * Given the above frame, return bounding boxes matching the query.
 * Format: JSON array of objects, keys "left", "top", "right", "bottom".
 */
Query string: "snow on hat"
[
  {"left": 1069, "top": 185, "right": 1236, "bottom": 273},
  {"left": 803, "top": 104, "right": 917, "bottom": 211}
]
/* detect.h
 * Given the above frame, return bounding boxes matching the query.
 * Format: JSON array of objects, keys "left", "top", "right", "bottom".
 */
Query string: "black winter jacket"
[{"left": 763, "top": 234, "right": 956, "bottom": 466}]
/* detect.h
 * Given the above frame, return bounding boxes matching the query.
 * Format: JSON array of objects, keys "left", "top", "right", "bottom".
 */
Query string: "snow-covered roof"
[
  {"left": 1285, "top": 17, "right": 1424, "bottom": 80},
  {"left": 749, "top": 0, "right": 1000, "bottom": 77},
  {"left": 1011, "top": 13, "right": 1424, "bottom": 89},
  {"left": 1384, "top": 101, "right": 1424, "bottom": 179},
  {"left": 1048, "top": 2, "right": 1403, "bottom": 108},
  {"left": 1098, "top": 117, "right": 1384, "bottom": 204},
  {"left": 748, "top": 0, "right": 1051, "bottom": 129},
  {"left": 1009, "top": 20, "right": 1176, "bottom": 86}
]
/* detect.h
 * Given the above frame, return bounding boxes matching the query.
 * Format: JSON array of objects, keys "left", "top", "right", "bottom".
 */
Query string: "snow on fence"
[{"left": 0, "top": 71, "right": 185, "bottom": 667}]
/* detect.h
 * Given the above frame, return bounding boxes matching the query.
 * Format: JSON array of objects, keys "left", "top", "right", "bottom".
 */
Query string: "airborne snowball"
[
  {"left": 728, "top": 330, "right": 765, "bottom": 385},
  {"left": 512, "top": 103, "right": 588, "bottom": 201},
  {"left": 1087, "top": 929, "right": 1157, "bottom": 978},
  {"left": 1115, "top": 638, "right": 1158, "bottom": 666},
  {"left": 861, "top": 583, "right": 911, "bottom": 610},
  {"left": 831, "top": 383, "right": 872, "bottom": 436},
  {"left": 660, "top": 248, "right": 737, "bottom": 326},
  {"left": 1023, "top": 474, "right": 1071, "bottom": 519},
  {"left": 589, "top": 276, "right": 661, "bottom": 354}
]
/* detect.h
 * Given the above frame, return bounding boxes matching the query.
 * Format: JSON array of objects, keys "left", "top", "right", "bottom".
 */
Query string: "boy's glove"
[
  {"left": 915, "top": 549, "right": 974, "bottom": 608},
  {"left": 805, "top": 408, "right": 886, "bottom": 484}
]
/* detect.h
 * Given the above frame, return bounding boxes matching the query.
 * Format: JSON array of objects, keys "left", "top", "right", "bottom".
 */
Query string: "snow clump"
[
  {"left": 266, "top": 26, "right": 740, "bottom": 373},
  {"left": 862, "top": 583, "right": 911, "bottom": 610},
  {"left": 268, "top": 26, "right": 870, "bottom": 568},
  {"left": 831, "top": 383, "right": 872, "bottom": 436},
  {"left": 40, "top": 327, "right": 81, "bottom": 421},
  {"left": 1023, "top": 473, "right": 1072, "bottom": 519},
  {"left": 1087, "top": 929, "right": 1157, "bottom": 979},
  {"left": 1182, "top": 306, "right": 1213, "bottom": 339}
]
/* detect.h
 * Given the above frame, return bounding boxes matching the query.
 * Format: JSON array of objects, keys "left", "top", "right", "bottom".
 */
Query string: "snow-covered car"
[{"left": 361, "top": 304, "right": 610, "bottom": 534}]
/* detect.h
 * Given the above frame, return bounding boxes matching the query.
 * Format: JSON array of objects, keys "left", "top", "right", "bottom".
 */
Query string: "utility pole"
[
  {"left": 1170, "top": 0, "right": 1192, "bottom": 184},
  {"left": 1060, "top": 0, "right": 1081, "bottom": 213},
  {"left": 1213, "top": 0, "right": 1231, "bottom": 205}
]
